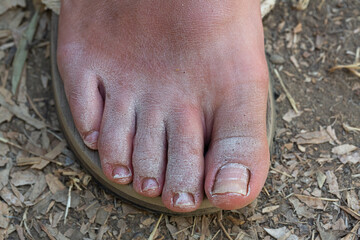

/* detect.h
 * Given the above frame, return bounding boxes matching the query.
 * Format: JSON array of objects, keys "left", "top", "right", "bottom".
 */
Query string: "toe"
[
  {"left": 205, "top": 79, "right": 270, "bottom": 210},
  {"left": 57, "top": 52, "right": 103, "bottom": 150},
  {"left": 132, "top": 110, "right": 166, "bottom": 197},
  {"left": 98, "top": 97, "right": 135, "bottom": 184},
  {"left": 162, "top": 106, "right": 204, "bottom": 212}
]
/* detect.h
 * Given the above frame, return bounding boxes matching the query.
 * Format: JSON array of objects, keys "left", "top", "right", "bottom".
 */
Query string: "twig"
[
  {"left": 26, "top": 93, "right": 46, "bottom": 122},
  {"left": 294, "top": 194, "right": 339, "bottom": 202},
  {"left": 270, "top": 167, "right": 293, "bottom": 178},
  {"left": 211, "top": 230, "right": 221, "bottom": 240},
  {"left": 174, "top": 226, "right": 192, "bottom": 236},
  {"left": 148, "top": 214, "right": 163, "bottom": 240},
  {"left": 191, "top": 217, "right": 196, "bottom": 236},
  {"left": 274, "top": 69, "right": 299, "bottom": 113},
  {"left": 336, "top": 204, "right": 360, "bottom": 220},
  {"left": 343, "top": 221, "right": 360, "bottom": 240},
  {"left": 218, "top": 218, "right": 233, "bottom": 240}
]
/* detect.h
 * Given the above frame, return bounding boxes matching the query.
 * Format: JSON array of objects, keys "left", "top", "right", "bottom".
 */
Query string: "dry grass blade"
[
  {"left": 11, "top": 11, "right": 40, "bottom": 94},
  {"left": 274, "top": 69, "right": 299, "bottom": 113},
  {"left": 343, "top": 123, "right": 360, "bottom": 133},
  {"left": 148, "top": 214, "right": 163, "bottom": 240},
  {"left": 330, "top": 63, "right": 360, "bottom": 78},
  {"left": 63, "top": 181, "right": 73, "bottom": 224}
]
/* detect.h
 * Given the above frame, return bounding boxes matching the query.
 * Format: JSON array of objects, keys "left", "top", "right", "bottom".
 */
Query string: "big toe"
[{"left": 205, "top": 80, "right": 270, "bottom": 210}]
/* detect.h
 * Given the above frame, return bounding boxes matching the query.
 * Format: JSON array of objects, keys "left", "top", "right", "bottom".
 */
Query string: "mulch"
[{"left": 0, "top": 0, "right": 359, "bottom": 239}]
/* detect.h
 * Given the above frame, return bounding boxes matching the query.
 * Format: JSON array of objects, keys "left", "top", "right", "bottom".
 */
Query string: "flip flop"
[{"left": 50, "top": 14, "right": 276, "bottom": 216}]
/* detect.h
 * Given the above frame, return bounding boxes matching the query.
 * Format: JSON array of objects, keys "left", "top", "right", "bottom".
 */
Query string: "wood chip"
[
  {"left": 0, "top": 201, "right": 9, "bottom": 228},
  {"left": 0, "top": 187, "right": 22, "bottom": 207},
  {"left": 10, "top": 170, "right": 37, "bottom": 186},
  {"left": 45, "top": 173, "right": 65, "bottom": 194}
]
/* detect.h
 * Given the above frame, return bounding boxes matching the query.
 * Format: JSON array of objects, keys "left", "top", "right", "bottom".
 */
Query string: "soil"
[{"left": 0, "top": 0, "right": 359, "bottom": 239}]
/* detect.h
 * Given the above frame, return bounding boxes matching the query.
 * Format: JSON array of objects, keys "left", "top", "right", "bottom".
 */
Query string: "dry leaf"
[
  {"left": 326, "top": 171, "right": 341, "bottom": 199},
  {"left": 0, "top": 0, "right": 26, "bottom": 15},
  {"left": 261, "top": 0, "right": 276, "bottom": 18},
  {"left": 0, "top": 157, "right": 8, "bottom": 167},
  {"left": 346, "top": 190, "right": 360, "bottom": 212},
  {"left": 289, "top": 197, "right": 314, "bottom": 218},
  {"left": 295, "top": 194, "right": 324, "bottom": 210},
  {"left": 316, "top": 171, "right": 327, "bottom": 188},
  {"left": 332, "top": 144, "right": 358, "bottom": 155},
  {"left": 41, "top": 0, "right": 60, "bottom": 14},
  {"left": 326, "top": 125, "right": 341, "bottom": 145},
  {"left": 0, "top": 107, "right": 13, "bottom": 124},
  {"left": 292, "top": 0, "right": 309, "bottom": 10},
  {"left": 283, "top": 110, "right": 303, "bottom": 123},
  {"left": 292, "top": 128, "right": 333, "bottom": 145},
  {"left": 264, "top": 227, "right": 298, "bottom": 240},
  {"left": 262, "top": 205, "right": 280, "bottom": 213},
  {"left": 339, "top": 150, "right": 360, "bottom": 164},
  {"left": 0, "top": 159, "right": 11, "bottom": 189}
]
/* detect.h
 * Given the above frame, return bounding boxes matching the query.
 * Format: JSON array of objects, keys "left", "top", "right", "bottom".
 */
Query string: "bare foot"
[{"left": 57, "top": 0, "right": 270, "bottom": 212}]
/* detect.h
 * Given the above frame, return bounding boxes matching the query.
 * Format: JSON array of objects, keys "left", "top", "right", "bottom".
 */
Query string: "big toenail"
[
  {"left": 141, "top": 178, "right": 159, "bottom": 192},
  {"left": 112, "top": 166, "right": 132, "bottom": 180},
  {"left": 212, "top": 163, "right": 250, "bottom": 196},
  {"left": 173, "top": 192, "right": 195, "bottom": 208},
  {"left": 84, "top": 131, "right": 99, "bottom": 148}
]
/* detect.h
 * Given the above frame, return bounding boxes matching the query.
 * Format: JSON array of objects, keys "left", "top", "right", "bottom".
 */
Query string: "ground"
[{"left": 0, "top": 0, "right": 359, "bottom": 239}]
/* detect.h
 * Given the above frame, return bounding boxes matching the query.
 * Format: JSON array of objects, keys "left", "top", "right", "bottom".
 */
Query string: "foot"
[{"left": 57, "top": 0, "right": 270, "bottom": 212}]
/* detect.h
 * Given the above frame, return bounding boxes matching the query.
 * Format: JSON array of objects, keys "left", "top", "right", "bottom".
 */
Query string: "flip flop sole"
[{"left": 51, "top": 14, "right": 276, "bottom": 216}]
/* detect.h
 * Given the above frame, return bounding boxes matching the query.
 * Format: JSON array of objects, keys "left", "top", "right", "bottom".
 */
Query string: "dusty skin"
[{"left": 57, "top": 0, "right": 270, "bottom": 212}]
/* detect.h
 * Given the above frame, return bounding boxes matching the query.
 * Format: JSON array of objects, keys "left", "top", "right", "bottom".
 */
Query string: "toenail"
[
  {"left": 173, "top": 192, "right": 195, "bottom": 208},
  {"left": 112, "top": 166, "right": 132, "bottom": 180},
  {"left": 141, "top": 178, "right": 159, "bottom": 192},
  {"left": 212, "top": 163, "right": 250, "bottom": 196},
  {"left": 84, "top": 131, "right": 99, "bottom": 148}
]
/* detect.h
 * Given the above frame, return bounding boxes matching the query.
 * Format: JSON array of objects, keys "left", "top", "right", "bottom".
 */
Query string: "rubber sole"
[{"left": 50, "top": 14, "right": 276, "bottom": 216}]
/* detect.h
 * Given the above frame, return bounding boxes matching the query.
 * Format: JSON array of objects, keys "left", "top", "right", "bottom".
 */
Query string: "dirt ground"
[{"left": 0, "top": 0, "right": 359, "bottom": 239}]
